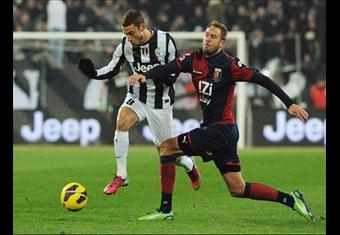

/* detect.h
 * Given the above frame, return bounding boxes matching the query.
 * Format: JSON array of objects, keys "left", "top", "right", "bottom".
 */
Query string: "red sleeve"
[
  {"left": 175, "top": 52, "right": 194, "bottom": 72},
  {"left": 230, "top": 57, "right": 254, "bottom": 81}
]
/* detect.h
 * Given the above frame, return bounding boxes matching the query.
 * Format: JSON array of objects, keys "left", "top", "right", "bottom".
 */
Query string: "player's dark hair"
[
  {"left": 122, "top": 9, "right": 145, "bottom": 27},
  {"left": 207, "top": 21, "right": 227, "bottom": 40}
]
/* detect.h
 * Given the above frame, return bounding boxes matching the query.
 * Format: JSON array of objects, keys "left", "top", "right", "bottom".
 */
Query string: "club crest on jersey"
[
  {"left": 213, "top": 68, "right": 222, "bottom": 80},
  {"left": 140, "top": 47, "right": 149, "bottom": 56}
]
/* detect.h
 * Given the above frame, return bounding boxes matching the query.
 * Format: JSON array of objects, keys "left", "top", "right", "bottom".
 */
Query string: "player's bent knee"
[
  {"left": 217, "top": 164, "right": 241, "bottom": 175},
  {"left": 116, "top": 116, "right": 137, "bottom": 131},
  {"left": 223, "top": 172, "right": 245, "bottom": 198},
  {"left": 160, "top": 138, "right": 181, "bottom": 156},
  {"left": 116, "top": 122, "right": 130, "bottom": 131}
]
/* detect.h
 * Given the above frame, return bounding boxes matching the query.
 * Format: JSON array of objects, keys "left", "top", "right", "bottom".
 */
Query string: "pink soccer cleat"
[
  {"left": 187, "top": 165, "right": 201, "bottom": 190},
  {"left": 103, "top": 175, "right": 129, "bottom": 195}
]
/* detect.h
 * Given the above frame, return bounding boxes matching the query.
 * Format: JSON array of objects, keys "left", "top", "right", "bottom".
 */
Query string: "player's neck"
[
  {"left": 141, "top": 29, "right": 153, "bottom": 44},
  {"left": 203, "top": 48, "right": 222, "bottom": 58}
]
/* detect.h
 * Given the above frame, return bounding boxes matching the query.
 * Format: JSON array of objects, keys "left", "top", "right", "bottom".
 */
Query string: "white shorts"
[{"left": 119, "top": 93, "right": 173, "bottom": 146}]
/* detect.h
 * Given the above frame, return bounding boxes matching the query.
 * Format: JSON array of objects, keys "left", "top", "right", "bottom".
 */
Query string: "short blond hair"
[{"left": 206, "top": 21, "right": 227, "bottom": 40}]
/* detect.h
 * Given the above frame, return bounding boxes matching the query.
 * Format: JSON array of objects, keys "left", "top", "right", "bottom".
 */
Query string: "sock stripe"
[
  {"left": 160, "top": 156, "right": 177, "bottom": 164},
  {"left": 243, "top": 182, "right": 251, "bottom": 198}
]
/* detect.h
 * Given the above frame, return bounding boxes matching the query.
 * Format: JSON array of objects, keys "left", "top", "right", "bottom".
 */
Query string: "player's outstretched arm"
[
  {"left": 288, "top": 104, "right": 309, "bottom": 121},
  {"left": 249, "top": 71, "right": 294, "bottom": 108},
  {"left": 249, "top": 71, "right": 309, "bottom": 121},
  {"left": 78, "top": 42, "right": 126, "bottom": 80},
  {"left": 128, "top": 60, "right": 181, "bottom": 85},
  {"left": 78, "top": 58, "right": 97, "bottom": 78}
]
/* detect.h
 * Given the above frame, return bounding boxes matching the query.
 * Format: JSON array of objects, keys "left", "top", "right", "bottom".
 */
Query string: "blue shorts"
[{"left": 178, "top": 123, "right": 241, "bottom": 173}]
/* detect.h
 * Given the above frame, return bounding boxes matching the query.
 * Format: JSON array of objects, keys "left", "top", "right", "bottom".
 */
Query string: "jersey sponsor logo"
[
  {"left": 198, "top": 80, "right": 213, "bottom": 105},
  {"left": 213, "top": 68, "right": 222, "bottom": 79},
  {"left": 134, "top": 62, "right": 160, "bottom": 73},
  {"left": 198, "top": 81, "right": 213, "bottom": 96}
]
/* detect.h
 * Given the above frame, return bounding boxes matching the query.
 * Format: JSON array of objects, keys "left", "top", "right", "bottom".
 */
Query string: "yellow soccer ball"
[{"left": 60, "top": 182, "right": 88, "bottom": 211}]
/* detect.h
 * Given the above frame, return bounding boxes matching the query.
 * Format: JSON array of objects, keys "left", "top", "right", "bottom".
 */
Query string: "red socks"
[
  {"left": 159, "top": 156, "right": 177, "bottom": 213},
  {"left": 244, "top": 182, "right": 278, "bottom": 201},
  {"left": 160, "top": 162, "right": 176, "bottom": 194}
]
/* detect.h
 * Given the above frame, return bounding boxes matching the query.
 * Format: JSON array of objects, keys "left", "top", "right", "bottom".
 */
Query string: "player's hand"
[
  {"left": 128, "top": 74, "right": 147, "bottom": 85},
  {"left": 78, "top": 58, "right": 97, "bottom": 78},
  {"left": 288, "top": 104, "right": 309, "bottom": 121}
]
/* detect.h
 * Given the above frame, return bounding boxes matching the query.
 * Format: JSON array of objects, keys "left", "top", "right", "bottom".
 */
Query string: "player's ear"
[
  {"left": 219, "top": 39, "right": 225, "bottom": 48},
  {"left": 139, "top": 23, "right": 146, "bottom": 32}
]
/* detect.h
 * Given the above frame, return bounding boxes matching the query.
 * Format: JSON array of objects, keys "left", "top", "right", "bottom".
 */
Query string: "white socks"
[
  {"left": 175, "top": 155, "right": 194, "bottom": 172},
  {"left": 114, "top": 129, "right": 194, "bottom": 177},
  {"left": 114, "top": 130, "right": 129, "bottom": 179}
]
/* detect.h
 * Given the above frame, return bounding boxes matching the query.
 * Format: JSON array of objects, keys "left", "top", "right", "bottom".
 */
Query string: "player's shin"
[
  {"left": 159, "top": 156, "right": 176, "bottom": 213},
  {"left": 243, "top": 182, "right": 294, "bottom": 208},
  {"left": 114, "top": 130, "right": 129, "bottom": 179}
]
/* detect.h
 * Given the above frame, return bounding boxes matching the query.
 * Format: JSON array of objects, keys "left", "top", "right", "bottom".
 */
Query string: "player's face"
[
  {"left": 122, "top": 24, "right": 145, "bottom": 47},
  {"left": 203, "top": 26, "right": 225, "bottom": 56}
]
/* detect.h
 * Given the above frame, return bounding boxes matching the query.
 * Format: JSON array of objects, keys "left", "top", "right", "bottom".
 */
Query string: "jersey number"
[{"left": 126, "top": 99, "right": 135, "bottom": 105}]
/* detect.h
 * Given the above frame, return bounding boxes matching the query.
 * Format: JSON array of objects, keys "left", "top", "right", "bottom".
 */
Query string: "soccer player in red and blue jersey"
[{"left": 129, "top": 21, "right": 315, "bottom": 222}]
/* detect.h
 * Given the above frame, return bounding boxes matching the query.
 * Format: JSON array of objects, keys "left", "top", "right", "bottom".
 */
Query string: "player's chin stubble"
[{"left": 203, "top": 47, "right": 219, "bottom": 56}]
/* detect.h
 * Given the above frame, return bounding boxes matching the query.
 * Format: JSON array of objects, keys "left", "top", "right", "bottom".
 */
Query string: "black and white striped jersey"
[{"left": 94, "top": 29, "right": 177, "bottom": 109}]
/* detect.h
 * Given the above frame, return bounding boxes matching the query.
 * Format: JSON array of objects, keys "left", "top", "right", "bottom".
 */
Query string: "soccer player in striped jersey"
[
  {"left": 129, "top": 21, "right": 315, "bottom": 222},
  {"left": 78, "top": 10, "right": 201, "bottom": 195}
]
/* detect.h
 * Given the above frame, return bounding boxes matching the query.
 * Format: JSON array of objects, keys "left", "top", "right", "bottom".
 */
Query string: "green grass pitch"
[{"left": 13, "top": 145, "right": 326, "bottom": 234}]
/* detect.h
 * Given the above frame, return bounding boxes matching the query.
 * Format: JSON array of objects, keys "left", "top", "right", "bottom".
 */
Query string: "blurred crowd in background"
[{"left": 13, "top": 0, "right": 325, "bottom": 110}]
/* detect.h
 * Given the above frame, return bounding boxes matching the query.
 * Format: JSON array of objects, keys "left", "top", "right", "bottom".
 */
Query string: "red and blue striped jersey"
[{"left": 175, "top": 50, "right": 253, "bottom": 125}]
